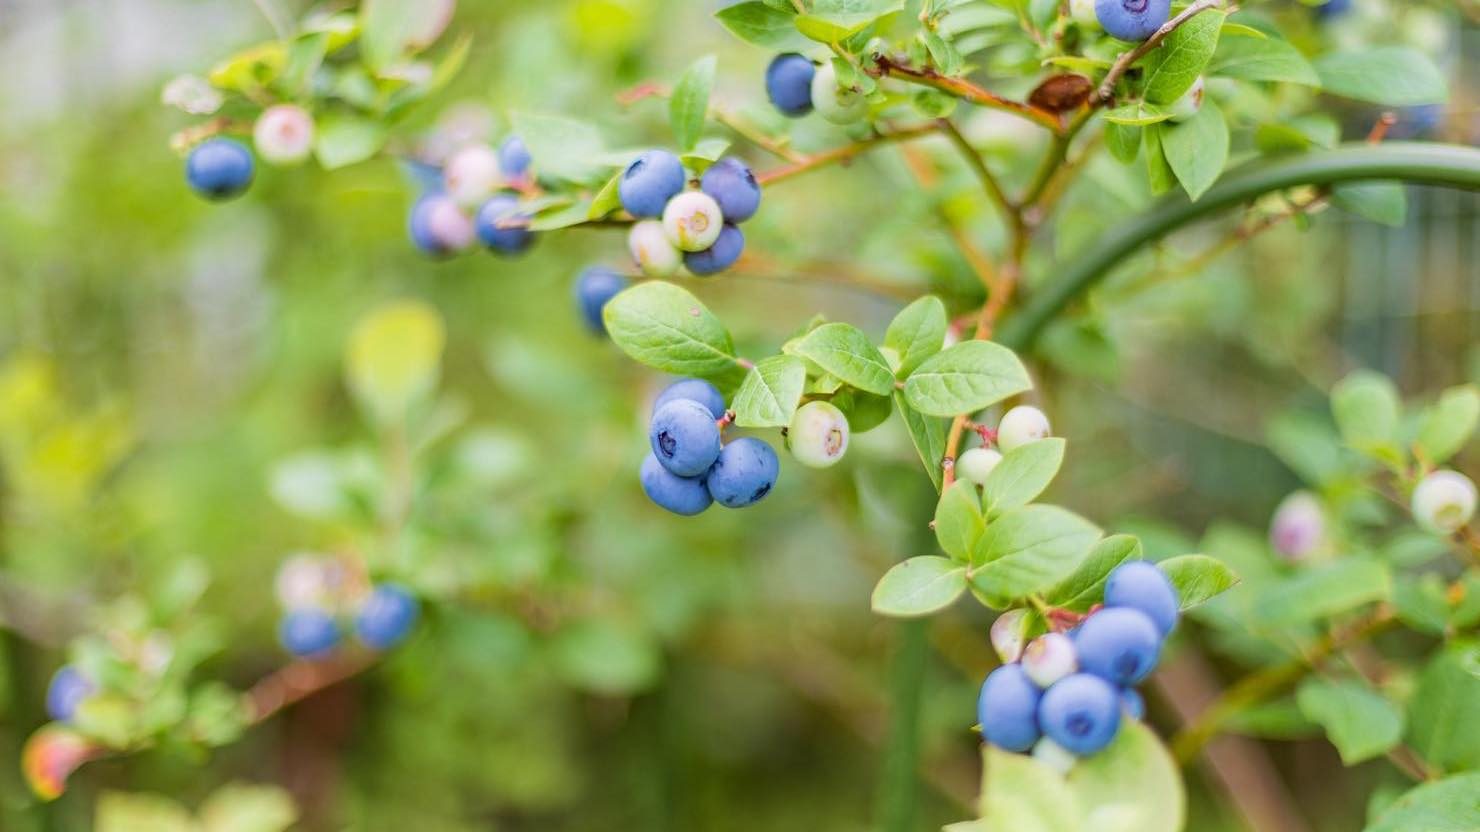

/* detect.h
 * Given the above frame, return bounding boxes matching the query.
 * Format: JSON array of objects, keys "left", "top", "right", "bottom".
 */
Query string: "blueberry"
[
  {"left": 977, "top": 664, "right": 1042, "bottom": 752},
  {"left": 766, "top": 53, "right": 816, "bottom": 117},
  {"left": 653, "top": 378, "right": 727, "bottom": 420},
  {"left": 45, "top": 666, "right": 95, "bottom": 723},
  {"left": 1315, "top": 0, "right": 1352, "bottom": 19},
  {"left": 573, "top": 266, "right": 628, "bottom": 334},
  {"left": 619, "top": 150, "right": 687, "bottom": 218},
  {"left": 1094, "top": 0, "right": 1171, "bottom": 41},
  {"left": 1022, "top": 632, "right": 1078, "bottom": 688},
  {"left": 706, "top": 437, "right": 779, "bottom": 508},
  {"left": 640, "top": 453, "right": 713, "bottom": 516},
  {"left": 996, "top": 405, "right": 1051, "bottom": 452},
  {"left": 499, "top": 135, "right": 532, "bottom": 178},
  {"left": 253, "top": 104, "right": 315, "bottom": 166},
  {"left": 957, "top": 447, "right": 1003, "bottom": 486},
  {"left": 1270, "top": 490, "right": 1326, "bottom": 562},
  {"left": 662, "top": 191, "right": 725, "bottom": 252},
  {"left": 1120, "top": 687, "right": 1146, "bottom": 720},
  {"left": 650, "top": 399, "right": 723, "bottom": 477},
  {"left": 1072, "top": 607, "right": 1163, "bottom": 686},
  {"left": 700, "top": 158, "right": 761, "bottom": 224},
  {"left": 355, "top": 583, "right": 421, "bottom": 650},
  {"left": 476, "top": 194, "right": 535, "bottom": 255},
  {"left": 1038, "top": 673, "right": 1122, "bottom": 755},
  {"left": 810, "top": 61, "right": 868, "bottom": 125},
  {"left": 1412, "top": 470, "right": 1478, "bottom": 535},
  {"left": 990, "top": 608, "right": 1030, "bottom": 663},
  {"left": 186, "top": 138, "right": 254, "bottom": 200},
  {"left": 683, "top": 224, "right": 745, "bottom": 276},
  {"left": 444, "top": 145, "right": 503, "bottom": 207},
  {"left": 408, "top": 194, "right": 476, "bottom": 256},
  {"left": 788, "top": 401, "right": 849, "bottom": 468},
  {"left": 1104, "top": 561, "right": 1180, "bottom": 636},
  {"left": 279, "top": 608, "right": 341, "bottom": 658},
  {"left": 628, "top": 219, "right": 683, "bottom": 278}
]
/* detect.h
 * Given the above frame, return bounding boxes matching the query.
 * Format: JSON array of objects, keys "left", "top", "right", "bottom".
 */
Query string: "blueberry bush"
[{"left": 3, "top": 0, "right": 1479, "bottom": 829}]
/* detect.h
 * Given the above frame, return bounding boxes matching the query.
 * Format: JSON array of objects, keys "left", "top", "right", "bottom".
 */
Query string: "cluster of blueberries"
[
  {"left": 765, "top": 54, "right": 868, "bottom": 124},
  {"left": 623, "top": 153, "right": 761, "bottom": 278},
  {"left": 977, "top": 560, "right": 1180, "bottom": 767},
  {"left": 184, "top": 103, "right": 317, "bottom": 201},
  {"left": 408, "top": 136, "right": 537, "bottom": 258},
  {"left": 275, "top": 555, "right": 421, "bottom": 658},
  {"left": 641, "top": 379, "right": 779, "bottom": 515}
]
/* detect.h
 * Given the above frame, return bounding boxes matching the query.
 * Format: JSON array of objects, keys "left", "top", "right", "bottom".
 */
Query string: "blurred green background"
[{"left": 0, "top": 0, "right": 1475, "bottom": 829}]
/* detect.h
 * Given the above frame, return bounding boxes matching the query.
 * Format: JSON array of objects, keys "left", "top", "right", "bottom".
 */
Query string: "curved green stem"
[{"left": 997, "top": 142, "right": 1480, "bottom": 350}]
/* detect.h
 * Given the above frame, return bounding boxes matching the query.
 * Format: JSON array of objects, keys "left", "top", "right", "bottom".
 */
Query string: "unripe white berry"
[
  {"left": 957, "top": 447, "right": 1004, "bottom": 486},
  {"left": 1032, "top": 737, "right": 1078, "bottom": 774},
  {"left": 1412, "top": 470, "right": 1477, "bottom": 535},
  {"left": 628, "top": 220, "right": 682, "bottom": 277},
  {"left": 810, "top": 61, "right": 868, "bottom": 125},
  {"left": 1167, "top": 77, "right": 1206, "bottom": 123},
  {"left": 276, "top": 554, "right": 332, "bottom": 610},
  {"left": 1022, "top": 633, "right": 1078, "bottom": 688},
  {"left": 443, "top": 144, "right": 502, "bottom": 208},
  {"left": 788, "top": 401, "right": 850, "bottom": 468},
  {"left": 990, "top": 608, "right": 1030, "bottom": 664},
  {"left": 254, "top": 104, "right": 315, "bottom": 165},
  {"left": 1269, "top": 490, "right": 1326, "bottom": 561},
  {"left": 997, "top": 405, "right": 1051, "bottom": 452},
  {"left": 661, "top": 191, "right": 724, "bottom": 252},
  {"left": 423, "top": 196, "right": 476, "bottom": 252}
]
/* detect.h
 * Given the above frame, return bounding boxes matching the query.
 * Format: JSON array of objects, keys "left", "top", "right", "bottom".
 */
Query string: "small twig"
[
  {"left": 937, "top": 118, "right": 1020, "bottom": 228},
  {"left": 245, "top": 652, "right": 378, "bottom": 725},
  {"left": 871, "top": 55, "right": 1064, "bottom": 133},
  {"left": 1092, "top": 1, "right": 1228, "bottom": 104},
  {"left": 756, "top": 122, "right": 944, "bottom": 186}
]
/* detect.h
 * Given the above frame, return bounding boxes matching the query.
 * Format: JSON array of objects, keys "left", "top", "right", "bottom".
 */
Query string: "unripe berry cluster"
[
  {"left": 274, "top": 555, "right": 421, "bottom": 658},
  {"left": 765, "top": 54, "right": 868, "bottom": 125},
  {"left": 977, "top": 561, "right": 1178, "bottom": 766},
  {"left": 623, "top": 152, "right": 761, "bottom": 278},
  {"left": 955, "top": 405, "right": 1050, "bottom": 487},
  {"left": 642, "top": 379, "right": 779, "bottom": 515},
  {"left": 409, "top": 136, "right": 537, "bottom": 258}
]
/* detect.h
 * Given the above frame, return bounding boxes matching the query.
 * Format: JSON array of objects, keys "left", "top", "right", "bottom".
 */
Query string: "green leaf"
[
  {"left": 1158, "top": 554, "right": 1240, "bottom": 610},
  {"left": 971, "top": 505, "right": 1101, "bottom": 603},
  {"left": 1254, "top": 558, "right": 1390, "bottom": 626},
  {"left": 346, "top": 301, "right": 445, "bottom": 424},
  {"left": 1331, "top": 370, "right": 1403, "bottom": 458},
  {"left": 1103, "top": 102, "right": 1172, "bottom": 126},
  {"left": 1296, "top": 678, "right": 1404, "bottom": 765},
  {"left": 670, "top": 55, "right": 716, "bottom": 153},
  {"left": 96, "top": 792, "right": 195, "bottom": 832},
  {"left": 732, "top": 355, "right": 806, "bottom": 428},
  {"left": 871, "top": 556, "right": 969, "bottom": 617},
  {"left": 1140, "top": 9, "right": 1226, "bottom": 105},
  {"left": 982, "top": 438, "right": 1065, "bottom": 516},
  {"left": 898, "top": 392, "right": 947, "bottom": 492},
  {"left": 903, "top": 341, "right": 1031, "bottom": 418},
  {"left": 1207, "top": 35, "right": 1319, "bottom": 85},
  {"left": 510, "top": 112, "right": 611, "bottom": 185},
  {"left": 1045, "top": 535, "right": 1142, "bottom": 612},
  {"left": 1407, "top": 643, "right": 1480, "bottom": 774},
  {"left": 681, "top": 137, "right": 732, "bottom": 172},
  {"left": 935, "top": 481, "right": 985, "bottom": 561},
  {"left": 1104, "top": 122, "right": 1141, "bottom": 164},
  {"left": 795, "top": 6, "right": 900, "bottom": 43},
  {"left": 1143, "top": 124, "right": 1177, "bottom": 195},
  {"left": 975, "top": 744, "right": 1083, "bottom": 831},
  {"left": 1161, "top": 101, "right": 1229, "bottom": 201},
  {"left": 1066, "top": 722, "right": 1186, "bottom": 832},
  {"left": 359, "top": 0, "right": 450, "bottom": 69},
  {"left": 587, "top": 170, "right": 624, "bottom": 220},
  {"left": 714, "top": 2, "right": 810, "bottom": 49},
  {"left": 1314, "top": 47, "right": 1448, "bottom": 106},
  {"left": 551, "top": 620, "right": 661, "bottom": 696},
  {"left": 1331, "top": 182, "right": 1408, "bottom": 227},
  {"left": 313, "top": 115, "right": 387, "bottom": 170},
  {"left": 834, "top": 389, "right": 893, "bottom": 433},
  {"left": 602, "top": 282, "right": 742, "bottom": 383},
  {"left": 199, "top": 782, "right": 298, "bottom": 832},
  {"left": 884, "top": 296, "right": 948, "bottom": 378},
  {"left": 1366, "top": 773, "right": 1480, "bottom": 832},
  {"left": 787, "top": 323, "right": 895, "bottom": 396},
  {"left": 1417, "top": 384, "right": 1480, "bottom": 464}
]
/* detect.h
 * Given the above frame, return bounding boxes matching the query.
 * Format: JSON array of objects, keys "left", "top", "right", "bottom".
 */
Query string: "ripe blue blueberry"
[
  {"left": 653, "top": 378, "right": 727, "bottom": 420},
  {"left": 476, "top": 194, "right": 535, "bottom": 255},
  {"left": 279, "top": 608, "right": 341, "bottom": 658},
  {"left": 619, "top": 150, "right": 687, "bottom": 218},
  {"left": 1315, "top": 0, "right": 1352, "bottom": 19},
  {"left": 977, "top": 664, "right": 1042, "bottom": 753},
  {"left": 186, "top": 138, "right": 254, "bottom": 201},
  {"left": 409, "top": 194, "right": 476, "bottom": 256},
  {"left": 1038, "top": 673, "right": 1122, "bottom": 756},
  {"left": 700, "top": 157, "right": 761, "bottom": 224},
  {"left": 1094, "top": 0, "right": 1171, "bottom": 41},
  {"left": 499, "top": 135, "right": 532, "bottom": 178},
  {"left": 356, "top": 583, "right": 421, "bottom": 650},
  {"left": 640, "top": 453, "right": 713, "bottom": 516},
  {"left": 705, "top": 437, "right": 779, "bottom": 508},
  {"left": 766, "top": 53, "right": 816, "bottom": 117},
  {"left": 684, "top": 224, "right": 745, "bottom": 276},
  {"left": 650, "top": 399, "right": 723, "bottom": 477},
  {"left": 1073, "top": 607, "right": 1163, "bottom": 685},
  {"left": 573, "top": 266, "right": 628, "bottom": 334},
  {"left": 1120, "top": 687, "right": 1146, "bottom": 720},
  {"left": 1104, "top": 561, "right": 1180, "bottom": 636},
  {"left": 45, "top": 666, "right": 95, "bottom": 723}
]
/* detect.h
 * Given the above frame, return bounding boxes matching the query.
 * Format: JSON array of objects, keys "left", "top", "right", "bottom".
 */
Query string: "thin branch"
[
  {"left": 872, "top": 55, "right": 1065, "bottom": 133},
  {"left": 1093, "top": 1, "right": 1228, "bottom": 104},
  {"left": 244, "top": 652, "right": 378, "bottom": 726},
  {"left": 756, "top": 122, "right": 944, "bottom": 186},
  {"left": 937, "top": 118, "right": 1019, "bottom": 228}
]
